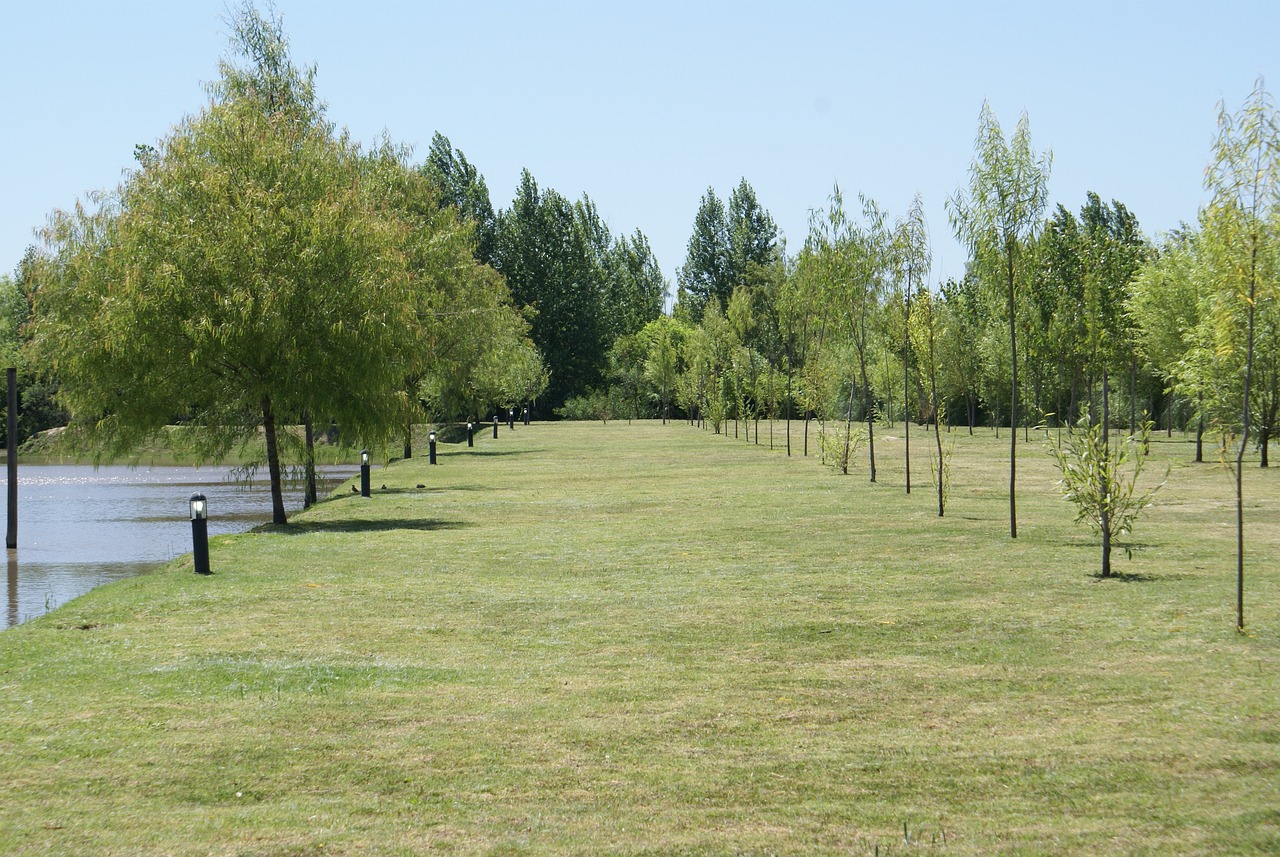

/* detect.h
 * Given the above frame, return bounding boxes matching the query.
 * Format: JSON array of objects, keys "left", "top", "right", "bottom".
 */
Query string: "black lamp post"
[
  {"left": 360, "top": 449, "right": 371, "bottom": 497},
  {"left": 522, "top": 406, "right": 529, "bottom": 426},
  {"left": 428, "top": 430, "right": 438, "bottom": 465},
  {"left": 492, "top": 414, "right": 499, "bottom": 439},
  {"left": 190, "top": 493, "right": 210, "bottom": 575},
  {"left": 508, "top": 408, "right": 515, "bottom": 430},
  {"left": 467, "top": 421, "right": 474, "bottom": 448}
]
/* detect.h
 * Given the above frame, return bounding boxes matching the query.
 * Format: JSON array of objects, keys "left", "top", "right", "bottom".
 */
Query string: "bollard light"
[
  {"left": 467, "top": 421, "right": 474, "bottom": 448},
  {"left": 493, "top": 414, "right": 499, "bottom": 439},
  {"left": 508, "top": 408, "right": 515, "bottom": 430},
  {"left": 429, "top": 430, "right": 438, "bottom": 465},
  {"left": 360, "top": 448, "right": 371, "bottom": 497},
  {"left": 523, "top": 406, "right": 530, "bottom": 426},
  {"left": 190, "top": 492, "right": 211, "bottom": 575}
]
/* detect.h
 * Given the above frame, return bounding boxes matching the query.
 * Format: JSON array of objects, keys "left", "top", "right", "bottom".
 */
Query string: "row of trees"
[
  {"left": 578, "top": 84, "right": 1275, "bottom": 626},
  {"left": 9, "top": 4, "right": 1275, "bottom": 593}
]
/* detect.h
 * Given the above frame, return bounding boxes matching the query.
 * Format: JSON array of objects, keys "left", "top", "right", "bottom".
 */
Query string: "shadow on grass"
[
  {"left": 325, "top": 484, "right": 494, "bottom": 499},
  {"left": 253, "top": 518, "right": 470, "bottom": 536},
  {"left": 1090, "top": 570, "right": 1159, "bottom": 583},
  {"left": 463, "top": 448, "right": 538, "bottom": 457}
]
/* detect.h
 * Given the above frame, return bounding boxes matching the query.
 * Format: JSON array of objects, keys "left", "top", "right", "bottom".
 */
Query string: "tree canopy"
[{"left": 27, "top": 4, "right": 533, "bottom": 523}]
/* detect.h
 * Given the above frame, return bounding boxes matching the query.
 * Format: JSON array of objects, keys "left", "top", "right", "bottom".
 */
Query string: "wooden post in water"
[{"left": 6, "top": 368, "right": 16, "bottom": 550}]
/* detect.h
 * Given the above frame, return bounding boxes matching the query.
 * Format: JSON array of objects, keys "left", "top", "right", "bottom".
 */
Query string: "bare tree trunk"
[
  {"left": 303, "top": 414, "right": 317, "bottom": 510},
  {"left": 1130, "top": 359, "right": 1137, "bottom": 436},
  {"left": 785, "top": 371, "right": 792, "bottom": 457},
  {"left": 1101, "top": 371, "right": 1112, "bottom": 578},
  {"left": 262, "top": 395, "right": 287, "bottom": 526},
  {"left": 1006, "top": 253, "right": 1019, "bottom": 539},
  {"left": 1236, "top": 238, "right": 1259, "bottom": 632},
  {"left": 904, "top": 343, "right": 912, "bottom": 495},
  {"left": 1196, "top": 393, "right": 1205, "bottom": 463},
  {"left": 858, "top": 366, "right": 877, "bottom": 483}
]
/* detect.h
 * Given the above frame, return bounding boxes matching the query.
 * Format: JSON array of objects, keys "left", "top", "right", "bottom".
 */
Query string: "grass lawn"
[{"left": 0, "top": 419, "right": 1277, "bottom": 855}]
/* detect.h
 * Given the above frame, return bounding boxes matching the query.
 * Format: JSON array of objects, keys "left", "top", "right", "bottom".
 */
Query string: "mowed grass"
[{"left": 0, "top": 420, "right": 1277, "bottom": 855}]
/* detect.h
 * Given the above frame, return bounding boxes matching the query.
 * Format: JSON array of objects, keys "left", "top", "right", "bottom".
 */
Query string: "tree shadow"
[
  {"left": 1090, "top": 570, "right": 1159, "bottom": 583},
  {"left": 464, "top": 448, "right": 537, "bottom": 457},
  {"left": 326, "top": 484, "right": 493, "bottom": 499},
  {"left": 254, "top": 519, "right": 470, "bottom": 535}
]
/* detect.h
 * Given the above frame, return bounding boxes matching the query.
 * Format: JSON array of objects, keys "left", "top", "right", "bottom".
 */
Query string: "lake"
[{"left": 3, "top": 464, "right": 358, "bottom": 628}]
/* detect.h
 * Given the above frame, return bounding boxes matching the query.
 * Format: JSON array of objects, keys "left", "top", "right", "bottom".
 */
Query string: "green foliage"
[
  {"left": 423, "top": 132, "right": 498, "bottom": 266},
  {"left": 555, "top": 387, "right": 623, "bottom": 423},
  {"left": 675, "top": 187, "right": 730, "bottom": 321},
  {"left": 1200, "top": 77, "right": 1280, "bottom": 629},
  {"left": 1048, "top": 417, "right": 1165, "bottom": 576},
  {"left": 948, "top": 102, "right": 1052, "bottom": 537},
  {"left": 929, "top": 435, "right": 956, "bottom": 514},
  {"left": 0, "top": 274, "right": 25, "bottom": 370},
  {"left": 24, "top": 4, "right": 533, "bottom": 522},
  {"left": 818, "top": 420, "right": 865, "bottom": 475},
  {"left": 494, "top": 171, "right": 608, "bottom": 411},
  {"left": 676, "top": 179, "right": 779, "bottom": 322},
  {"left": 604, "top": 229, "right": 666, "bottom": 341},
  {"left": 1128, "top": 232, "right": 1200, "bottom": 378},
  {"left": 643, "top": 320, "right": 680, "bottom": 422}
]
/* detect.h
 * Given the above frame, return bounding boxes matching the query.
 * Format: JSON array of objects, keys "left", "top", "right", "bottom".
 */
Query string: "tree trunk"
[
  {"left": 785, "top": 371, "right": 792, "bottom": 457},
  {"left": 1101, "top": 370, "right": 1112, "bottom": 578},
  {"left": 1069, "top": 372, "right": 1079, "bottom": 428},
  {"left": 1130, "top": 358, "right": 1138, "bottom": 436},
  {"left": 1236, "top": 238, "right": 1259, "bottom": 632},
  {"left": 857, "top": 366, "right": 876, "bottom": 483},
  {"left": 303, "top": 414, "right": 317, "bottom": 510},
  {"left": 904, "top": 345, "right": 911, "bottom": 495},
  {"left": 903, "top": 291, "right": 912, "bottom": 494},
  {"left": 262, "top": 395, "right": 287, "bottom": 526},
  {"left": 1196, "top": 397, "right": 1204, "bottom": 464},
  {"left": 1006, "top": 251, "right": 1018, "bottom": 539},
  {"left": 843, "top": 378, "right": 858, "bottom": 476}
]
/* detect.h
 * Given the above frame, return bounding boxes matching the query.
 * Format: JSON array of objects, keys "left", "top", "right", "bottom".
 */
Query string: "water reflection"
[{"left": 2, "top": 465, "right": 357, "bottom": 628}]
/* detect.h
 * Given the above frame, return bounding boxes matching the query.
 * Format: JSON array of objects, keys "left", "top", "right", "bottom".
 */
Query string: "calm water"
[{"left": 3, "top": 464, "right": 357, "bottom": 628}]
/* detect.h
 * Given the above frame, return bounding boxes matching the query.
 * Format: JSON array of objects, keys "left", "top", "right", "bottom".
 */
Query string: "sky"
[{"left": 3, "top": 1, "right": 1277, "bottom": 300}]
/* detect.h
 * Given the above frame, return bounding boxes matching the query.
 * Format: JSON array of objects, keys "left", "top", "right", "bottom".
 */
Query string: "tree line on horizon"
[{"left": 0, "top": 4, "right": 1274, "bottom": 567}]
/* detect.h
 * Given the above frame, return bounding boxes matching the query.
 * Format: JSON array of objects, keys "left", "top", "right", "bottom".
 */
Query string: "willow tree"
[
  {"left": 807, "top": 187, "right": 888, "bottom": 481},
  {"left": 892, "top": 195, "right": 931, "bottom": 493},
  {"left": 1127, "top": 232, "right": 1207, "bottom": 459},
  {"left": 28, "top": 6, "right": 422, "bottom": 524},
  {"left": 947, "top": 103, "right": 1051, "bottom": 538},
  {"left": 1202, "top": 78, "right": 1280, "bottom": 631}
]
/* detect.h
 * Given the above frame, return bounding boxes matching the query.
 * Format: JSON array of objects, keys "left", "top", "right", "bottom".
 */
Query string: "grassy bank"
[{"left": 0, "top": 420, "right": 1276, "bottom": 855}]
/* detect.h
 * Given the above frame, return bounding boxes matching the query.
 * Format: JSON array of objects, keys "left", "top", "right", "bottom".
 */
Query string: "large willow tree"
[{"left": 29, "top": 6, "right": 428, "bottom": 524}]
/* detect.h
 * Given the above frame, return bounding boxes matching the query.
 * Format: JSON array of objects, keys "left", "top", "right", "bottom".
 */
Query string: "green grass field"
[{"left": 1, "top": 420, "right": 1276, "bottom": 855}]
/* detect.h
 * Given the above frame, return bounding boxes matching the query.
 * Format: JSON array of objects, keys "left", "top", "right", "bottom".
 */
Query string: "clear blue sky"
[{"left": 3, "top": 1, "right": 1276, "bottom": 297}]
